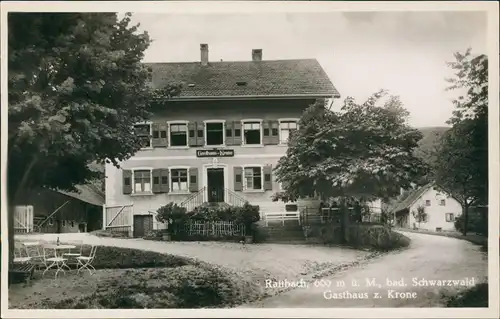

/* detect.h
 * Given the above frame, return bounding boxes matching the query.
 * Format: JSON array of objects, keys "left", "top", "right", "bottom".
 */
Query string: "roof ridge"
[{"left": 143, "top": 58, "right": 319, "bottom": 65}]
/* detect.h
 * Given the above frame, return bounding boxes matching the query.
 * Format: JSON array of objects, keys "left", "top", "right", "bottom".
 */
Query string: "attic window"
[{"left": 236, "top": 81, "right": 247, "bottom": 86}]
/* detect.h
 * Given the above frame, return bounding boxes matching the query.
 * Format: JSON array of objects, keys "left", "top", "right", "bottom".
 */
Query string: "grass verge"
[{"left": 446, "top": 283, "right": 488, "bottom": 307}]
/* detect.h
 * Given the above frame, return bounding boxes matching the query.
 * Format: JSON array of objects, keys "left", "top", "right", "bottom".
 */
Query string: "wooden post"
[{"left": 102, "top": 204, "right": 107, "bottom": 230}]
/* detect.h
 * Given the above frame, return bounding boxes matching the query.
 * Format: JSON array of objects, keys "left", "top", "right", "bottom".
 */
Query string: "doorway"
[
  {"left": 133, "top": 215, "right": 153, "bottom": 238},
  {"left": 207, "top": 168, "right": 225, "bottom": 203}
]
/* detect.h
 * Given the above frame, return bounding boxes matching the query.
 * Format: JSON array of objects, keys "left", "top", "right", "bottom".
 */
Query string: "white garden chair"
[
  {"left": 41, "top": 245, "right": 69, "bottom": 279},
  {"left": 13, "top": 242, "right": 31, "bottom": 264},
  {"left": 23, "top": 241, "right": 44, "bottom": 268},
  {"left": 63, "top": 241, "right": 83, "bottom": 267},
  {"left": 76, "top": 245, "right": 97, "bottom": 275}
]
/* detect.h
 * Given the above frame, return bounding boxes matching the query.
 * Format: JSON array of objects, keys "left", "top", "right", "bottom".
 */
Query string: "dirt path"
[
  {"left": 15, "top": 233, "right": 371, "bottom": 298},
  {"left": 241, "top": 231, "right": 488, "bottom": 308}
]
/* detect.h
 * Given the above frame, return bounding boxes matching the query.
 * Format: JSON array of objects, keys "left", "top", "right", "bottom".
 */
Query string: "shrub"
[
  {"left": 454, "top": 211, "right": 488, "bottom": 235},
  {"left": 156, "top": 203, "right": 188, "bottom": 233},
  {"left": 446, "top": 283, "right": 488, "bottom": 307}
]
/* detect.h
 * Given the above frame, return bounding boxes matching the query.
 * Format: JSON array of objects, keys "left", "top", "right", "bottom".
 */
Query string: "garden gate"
[{"left": 103, "top": 203, "right": 134, "bottom": 236}]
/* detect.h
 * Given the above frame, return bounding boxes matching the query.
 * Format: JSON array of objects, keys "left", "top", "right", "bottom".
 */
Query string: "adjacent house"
[
  {"left": 391, "top": 183, "right": 462, "bottom": 232},
  {"left": 14, "top": 183, "right": 105, "bottom": 234},
  {"left": 104, "top": 44, "right": 340, "bottom": 237}
]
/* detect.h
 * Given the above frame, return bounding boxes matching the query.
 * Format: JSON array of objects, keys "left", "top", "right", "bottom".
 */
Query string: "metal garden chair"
[{"left": 76, "top": 245, "right": 98, "bottom": 275}]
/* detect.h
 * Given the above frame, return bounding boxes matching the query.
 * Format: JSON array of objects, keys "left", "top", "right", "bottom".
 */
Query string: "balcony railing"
[{"left": 180, "top": 187, "right": 248, "bottom": 212}]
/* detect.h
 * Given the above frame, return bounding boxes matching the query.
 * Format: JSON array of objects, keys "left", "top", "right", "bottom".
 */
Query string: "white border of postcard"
[{"left": 1, "top": 1, "right": 499, "bottom": 318}]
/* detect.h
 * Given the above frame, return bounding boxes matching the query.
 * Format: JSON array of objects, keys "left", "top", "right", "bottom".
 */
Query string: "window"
[
  {"left": 205, "top": 122, "right": 225, "bottom": 146},
  {"left": 134, "top": 123, "right": 152, "bottom": 148},
  {"left": 445, "top": 213, "right": 455, "bottom": 222},
  {"left": 70, "top": 221, "right": 74, "bottom": 227},
  {"left": 242, "top": 121, "right": 262, "bottom": 145},
  {"left": 285, "top": 204, "right": 298, "bottom": 212},
  {"left": 244, "top": 167, "right": 262, "bottom": 190},
  {"left": 48, "top": 218, "right": 54, "bottom": 226},
  {"left": 440, "top": 199, "right": 446, "bottom": 206},
  {"left": 425, "top": 200, "right": 431, "bottom": 206},
  {"left": 169, "top": 123, "right": 188, "bottom": 146},
  {"left": 279, "top": 120, "right": 298, "bottom": 144},
  {"left": 171, "top": 168, "right": 188, "bottom": 192},
  {"left": 62, "top": 220, "right": 66, "bottom": 227},
  {"left": 134, "top": 170, "right": 152, "bottom": 193}
]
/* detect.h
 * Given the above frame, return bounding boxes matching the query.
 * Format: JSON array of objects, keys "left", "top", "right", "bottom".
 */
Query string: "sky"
[{"left": 130, "top": 11, "right": 487, "bottom": 128}]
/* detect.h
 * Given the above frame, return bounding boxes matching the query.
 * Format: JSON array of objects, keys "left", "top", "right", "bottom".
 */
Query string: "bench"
[
  {"left": 9, "top": 263, "right": 36, "bottom": 285},
  {"left": 263, "top": 212, "right": 301, "bottom": 226}
]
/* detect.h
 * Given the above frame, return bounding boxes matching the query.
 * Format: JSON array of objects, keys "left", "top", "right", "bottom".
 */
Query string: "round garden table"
[{"left": 42, "top": 244, "right": 76, "bottom": 278}]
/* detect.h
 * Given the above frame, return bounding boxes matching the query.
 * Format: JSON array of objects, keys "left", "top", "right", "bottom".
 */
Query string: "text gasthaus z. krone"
[{"left": 265, "top": 277, "right": 476, "bottom": 300}]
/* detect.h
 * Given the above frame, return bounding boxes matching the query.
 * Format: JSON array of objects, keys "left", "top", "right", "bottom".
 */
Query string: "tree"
[
  {"left": 7, "top": 13, "right": 179, "bottom": 263},
  {"left": 434, "top": 49, "right": 488, "bottom": 236},
  {"left": 411, "top": 204, "right": 427, "bottom": 229},
  {"left": 273, "top": 91, "right": 428, "bottom": 242}
]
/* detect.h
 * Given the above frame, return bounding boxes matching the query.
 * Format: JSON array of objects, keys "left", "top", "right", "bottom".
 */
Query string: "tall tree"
[
  {"left": 273, "top": 91, "right": 428, "bottom": 241},
  {"left": 7, "top": 13, "right": 179, "bottom": 262},
  {"left": 433, "top": 49, "right": 488, "bottom": 236}
]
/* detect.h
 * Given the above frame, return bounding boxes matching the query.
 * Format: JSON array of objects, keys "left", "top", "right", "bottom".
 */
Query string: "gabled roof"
[
  {"left": 145, "top": 59, "right": 340, "bottom": 99},
  {"left": 390, "top": 183, "right": 435, "bottom": 213},
  {"left": 57, "top": 183, "right": 105, "bottom": 207}
]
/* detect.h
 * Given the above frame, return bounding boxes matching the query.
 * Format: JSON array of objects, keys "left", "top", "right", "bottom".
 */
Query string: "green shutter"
[
  {"left": 225, "top": 121, "right": 234, "bottom": 145},
  {"left": 270, "top": 121, "right": 280, "bottom": 145},
  {"left": 122, "top": 170, "right": 132, "bottom": 194},
  {"left": 188, "top": 122, "right": 197, "bottom": 147},
  {"left": 189, "top": 168, "right": 199, "bottom": 192},
  {"left": 151, "top": 123, "right": 162, "bottom": 147},
  {"left": 262, "top": 121, "right": 272, "bottom": 145},
  {"left": 196, "top": 122, "right": 205, "bottom": 146},
  {"left": 233, "top": 121, "right": 242, "bottom": 145},
  {"left": 159, "top": 169, "right": 170, "bottom": 193},
  {"left": 152, "top": 169, "right": 161, "bottom": 193},
  {"left": 263, "top": 165, "right": 273, "bottom": 191},
  {"left": 234, "top": 166, "right": 243, "bottom": 191}
]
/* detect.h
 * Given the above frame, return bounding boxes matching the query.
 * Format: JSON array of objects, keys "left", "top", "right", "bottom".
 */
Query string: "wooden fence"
[
  {"left": 14, "top": 205, "right": 34, "bottom": 233},
  {"left": 104, "top": 204, "right": 133, "bottom": 236},
  {"left": 180, "top": 221, "right": 245, "bottom": 237}
]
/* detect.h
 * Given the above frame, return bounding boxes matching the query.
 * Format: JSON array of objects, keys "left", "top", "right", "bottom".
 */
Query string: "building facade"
[
  {"left": 393, "top": 183, "right": 463, "bottom": 232},
  {"left": 105, "top": 44, "right": 340, "bottom": 236}
]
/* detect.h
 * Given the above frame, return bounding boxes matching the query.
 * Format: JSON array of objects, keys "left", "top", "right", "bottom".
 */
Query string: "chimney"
[
  {"left": 252, "top": 49, "right": 262, "bottom": 61},
  {"left": 200, "top": 44, "right": 208, "bottom": 66}
]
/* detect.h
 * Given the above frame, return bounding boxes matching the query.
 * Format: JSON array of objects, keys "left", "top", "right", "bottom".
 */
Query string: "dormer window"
[
  {"left": 236, "top": 81, "right": 247, "bottom": 86},
  {"left": 188, "top": 83, "right": 195, "bottom": 87}
]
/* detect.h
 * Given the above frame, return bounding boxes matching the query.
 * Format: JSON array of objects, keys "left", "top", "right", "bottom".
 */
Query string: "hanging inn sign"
[{"left": 196, "top": 149, "right": 235, "bottom": 158}]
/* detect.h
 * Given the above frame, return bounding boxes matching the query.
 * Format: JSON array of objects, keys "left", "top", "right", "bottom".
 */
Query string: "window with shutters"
[
  {"left": 205, "top": 121, "right": 225, "bottom": 146},
  {"left": 134, "top": 123, "right": 152, "bottom": 148},
  {"left": 168, "top": 122, "right": 188, "bottom": 147},
  {"left": 445, "top": 213, "right": 455, "bottom": 222},
  {"left": 133, "top": 169, "right": 152, "bottom": 193},
  {"left": 170, "top": 168, "right": 189, "bottom": 192},
  {"left": 243, "top": 166, "right": 263, "bottom": 190},
  {"left": 279, "top": 119, "right": 299, "bottom": 144},
  {"left": 242, "top": 120, "right": 263, "bottom": 145}
]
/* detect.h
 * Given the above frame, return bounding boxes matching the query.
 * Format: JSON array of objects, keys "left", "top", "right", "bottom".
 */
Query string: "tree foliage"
[
  {"left": 433, "top": 49, "right": 488, "bottom": 235},
  {"left": 7, "top": 13, "right": 179, "bottom": 263},
  {"left": 273, "top": 91, "right": 428, "bottom": 204},
  {"left": 8, "top": 12, "right": 179, "bottom": 199}
]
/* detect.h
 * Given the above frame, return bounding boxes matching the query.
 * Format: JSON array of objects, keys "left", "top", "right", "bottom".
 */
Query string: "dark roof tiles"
[{"left": 145, "top": 59, "right": 340, "bottom": 98}]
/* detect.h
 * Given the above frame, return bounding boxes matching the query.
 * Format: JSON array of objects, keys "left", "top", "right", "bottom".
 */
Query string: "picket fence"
[{"left": 181, "top": 221, "right": 246, "bottom": 237}]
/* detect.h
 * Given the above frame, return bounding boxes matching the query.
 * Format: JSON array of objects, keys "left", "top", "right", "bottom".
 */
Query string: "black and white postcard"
[{"left": 1, "top": 1, "right": 499, "bottom": 318}]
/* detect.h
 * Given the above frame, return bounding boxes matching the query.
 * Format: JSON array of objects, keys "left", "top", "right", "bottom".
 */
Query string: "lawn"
[
  {"left": 8, "top": 245, "right": 255, "bottom": 309},
  {"left": 446, "top": 283, "right": 489, "bottom": 307}
]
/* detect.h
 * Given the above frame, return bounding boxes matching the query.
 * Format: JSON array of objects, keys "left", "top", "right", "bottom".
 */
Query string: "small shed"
[{"left": 14, "top": 183, "right": 105, "bottom": 234}]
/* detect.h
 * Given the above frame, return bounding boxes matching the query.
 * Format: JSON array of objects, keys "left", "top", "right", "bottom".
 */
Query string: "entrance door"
[
  {"left": 133, "top": 215, "right": 153, "bottom": 238},
  {"left": 207, "top": 168, "right": 224, "bottom": 203}
]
